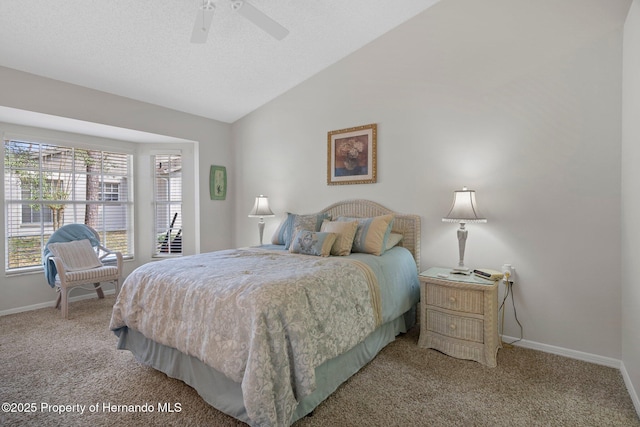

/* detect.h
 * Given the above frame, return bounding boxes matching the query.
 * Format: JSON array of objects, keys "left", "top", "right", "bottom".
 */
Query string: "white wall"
[
  {"left": 232, "top": 0, "right": 627, "bottom": 359},
  {"left": 0, "top": 67, "right": 233, "bottom": 313},
  {"left": 622, "top": 0, "right": 640, "bottom": 412}
]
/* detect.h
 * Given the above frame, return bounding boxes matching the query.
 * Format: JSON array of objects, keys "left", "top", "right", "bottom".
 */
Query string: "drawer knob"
[
  {"left": 449, "top": 296, "right": 456, "bottom": 303},
  {"left": 449, "top": 324, "right": 456, "bottom": 330}
]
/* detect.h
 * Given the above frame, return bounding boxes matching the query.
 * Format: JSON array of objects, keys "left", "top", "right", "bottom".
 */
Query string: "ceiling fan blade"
[
  {"left": 235, "top": 1, "right": 289, "bottom": 40},
  {"left": 191, "top": 2, "right": 216, "bottom": 44}
]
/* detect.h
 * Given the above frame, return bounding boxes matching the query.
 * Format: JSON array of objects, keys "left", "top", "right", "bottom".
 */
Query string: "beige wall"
[
  {"left": 622, "top": 0, "right": 640, "bottom": 413},
  {"left": 232, "top": 0, "right": 626, "bottom": 360}
]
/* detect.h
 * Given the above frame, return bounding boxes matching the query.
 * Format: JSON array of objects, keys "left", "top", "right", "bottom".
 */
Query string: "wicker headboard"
[{"left": 316, "top": 199, "right": 421, "bottom": 271}]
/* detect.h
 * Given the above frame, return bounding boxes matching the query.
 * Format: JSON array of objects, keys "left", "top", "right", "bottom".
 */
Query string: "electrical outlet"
[{"left": 501, "top": 264, "right": 515, "bottom": 284}]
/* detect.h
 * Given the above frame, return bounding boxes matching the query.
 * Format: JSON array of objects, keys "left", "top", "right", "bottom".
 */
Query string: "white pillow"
[{"left": 48, "top": 239, "right": 102, "bottom": 271}]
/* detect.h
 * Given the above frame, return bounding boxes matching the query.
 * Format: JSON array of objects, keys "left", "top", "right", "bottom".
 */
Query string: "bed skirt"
[{"left": 115, "top": 306, "right": 416, "bottom": 426}]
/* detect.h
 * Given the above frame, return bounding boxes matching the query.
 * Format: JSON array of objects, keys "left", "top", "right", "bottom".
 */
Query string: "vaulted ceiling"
[{"left": 0, "top": 0, "right": 441, "bottom": 123}]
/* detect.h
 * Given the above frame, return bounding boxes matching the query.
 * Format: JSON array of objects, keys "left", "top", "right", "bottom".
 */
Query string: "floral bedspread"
[{"left": 109, "top": 248, "right": 381, "bottom": 427}]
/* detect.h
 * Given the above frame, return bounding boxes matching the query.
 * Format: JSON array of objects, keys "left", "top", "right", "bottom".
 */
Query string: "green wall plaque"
[{"left": 210, "top": 165, "right": 227, "bottom": 200}]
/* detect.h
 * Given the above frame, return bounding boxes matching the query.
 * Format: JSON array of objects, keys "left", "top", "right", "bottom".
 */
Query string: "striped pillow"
[
  {"left": 337, "top": 214, "right": 395, "bottom": 256},
  {"left": 271, "top": 214, "right": 295, "bottom": 245},
  {"left": 48, "top": 239, "right": 102, "bottom": 271}
]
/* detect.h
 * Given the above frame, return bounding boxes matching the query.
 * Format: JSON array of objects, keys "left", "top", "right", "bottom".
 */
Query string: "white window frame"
[
  {"left": 3, "top": 135, "right": 134, "bottom": 274},
  {"left": 152, "top": 151, "right": 182, "bottom": 257}
]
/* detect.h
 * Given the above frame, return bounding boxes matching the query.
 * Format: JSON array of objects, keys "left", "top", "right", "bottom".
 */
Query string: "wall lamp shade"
[
  {"left": 248, "top": 195, "right": 275, "bottom": 245},
  {"left": 442, "top": 187, "right": 486, "bottom": 272}
]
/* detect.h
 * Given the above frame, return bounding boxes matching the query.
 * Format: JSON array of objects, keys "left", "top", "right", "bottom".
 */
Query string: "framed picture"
[
  {"left": 209, "top": 165, "right": 227, "bottom": 200},
  {"left": 327, "top": 123, "right": 377, "bottom": 185}
]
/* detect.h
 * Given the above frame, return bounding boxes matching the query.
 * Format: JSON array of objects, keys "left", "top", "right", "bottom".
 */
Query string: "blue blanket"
[{"left": 43, "top": 224, "right": 100, "bottom": 287}]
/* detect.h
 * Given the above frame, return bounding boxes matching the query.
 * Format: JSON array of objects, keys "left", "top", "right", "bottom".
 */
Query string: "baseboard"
[
  {"left": 621, "top": 361, "right": 640, "bottom": 418},
  {"left": 501, "top": 335, "right": 621, "bottom": 368},
  {"left": 0, "top": 288, "right": 116, "bottom": 317}
]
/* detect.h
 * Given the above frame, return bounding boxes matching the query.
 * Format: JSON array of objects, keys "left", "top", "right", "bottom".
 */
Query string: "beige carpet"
[{"left": 1, "top": 296, "right": 638, "bottom": 427}]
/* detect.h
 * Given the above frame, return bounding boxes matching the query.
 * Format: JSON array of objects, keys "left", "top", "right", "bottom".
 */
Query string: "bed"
[{"left": 110, "top": 199, "right": 421, "bottom": 426}]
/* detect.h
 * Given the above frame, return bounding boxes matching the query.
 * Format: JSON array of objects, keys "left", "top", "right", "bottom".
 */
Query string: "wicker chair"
[{"left": 44, "top": 224, "right": 123, "bottom": 319}]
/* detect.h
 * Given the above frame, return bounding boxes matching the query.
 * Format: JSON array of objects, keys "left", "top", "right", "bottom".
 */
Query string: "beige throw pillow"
[
  {"left": 320, "top": 220, "right": 358, "bottom": 256},
  {"left": 336, "top": 214, "right": 395, "bottom": 256}
]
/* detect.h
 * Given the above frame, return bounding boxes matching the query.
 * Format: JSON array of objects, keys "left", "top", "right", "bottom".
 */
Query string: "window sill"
[{"left": 152, "top": 254, "right": 183, "bottom": 259}]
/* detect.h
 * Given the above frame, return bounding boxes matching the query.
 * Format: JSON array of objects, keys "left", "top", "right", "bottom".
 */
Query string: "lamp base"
[
  {"left": 257, "top": 219, "right": 265, "bottom": 246},
  {"left": 452, "top": 223, "right": 471, "bottom": 275}
]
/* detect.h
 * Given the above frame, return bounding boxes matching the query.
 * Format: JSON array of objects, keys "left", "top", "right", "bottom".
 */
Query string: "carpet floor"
[{"left": 1, "top": 296, "right": 638, "bottom": 426}]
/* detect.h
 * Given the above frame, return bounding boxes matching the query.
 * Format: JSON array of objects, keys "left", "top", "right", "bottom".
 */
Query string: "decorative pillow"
[
  {"left": 385, "top": 232, "right": 404, "bottom": 250},
  {"left": 48, "top": 239, "right": 102, "bottom": 271},
  {"left": 272, "top": 212, "right": 331, "bottom": 248},
  {"left": 271, "top": 214, "right": 294, "bottom": 245},
  {"left": 289, "top": 230, "right": 337, "bottom": 257},
  {"left": 337, "top": 214, "right": 395, "bottom": 256},
  {"left": 320, "top": 220, "right": 358, "bottom": 256}
]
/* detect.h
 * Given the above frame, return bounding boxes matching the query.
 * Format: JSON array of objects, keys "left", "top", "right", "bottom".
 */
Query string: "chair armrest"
[
  {"left": 99, "top": 250, "right": 123, "bottom": 274},
  {"left": 50, "top": 257, "right": 67, "bottom": 287},
  {"left": 114, "top": 251, "right": 123, "bottom": 277},
  {"left": 97, "top": 244, "right": 114, "bottom": 258}
]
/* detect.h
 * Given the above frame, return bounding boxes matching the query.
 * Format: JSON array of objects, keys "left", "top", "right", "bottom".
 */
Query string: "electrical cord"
[
  {"left": 508, "top": 282, "right": 523, "bottom": 344},
  {"left": 499, "top": 272, "right": 523, "bottom": 346}
]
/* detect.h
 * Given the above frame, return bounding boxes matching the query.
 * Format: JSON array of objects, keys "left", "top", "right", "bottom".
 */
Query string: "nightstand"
[{"left": 418, "top": 267, "right": 500, "bottom": 367}]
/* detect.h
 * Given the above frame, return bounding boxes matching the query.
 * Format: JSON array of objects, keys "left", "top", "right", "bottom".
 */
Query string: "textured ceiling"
[{"left": 0, "top": 0, "right": 441, "bottom": 123}]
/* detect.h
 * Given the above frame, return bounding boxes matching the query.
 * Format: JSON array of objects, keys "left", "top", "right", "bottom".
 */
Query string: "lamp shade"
[
  {"left": 442, "top": 187, "right": 487, "bottom": 223},
  {"left": 248, "top": 195, "right": 275, "bottom": 217}
]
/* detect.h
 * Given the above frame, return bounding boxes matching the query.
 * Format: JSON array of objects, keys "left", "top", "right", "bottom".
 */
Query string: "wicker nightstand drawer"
[
  {"left": 426, "top": 283, "right": 484, "bottom": 314},
  {"left": 418, "top": 267, "right": 500, "bottom": 367},
  {"left": 426, "top": 309, "right": 484, "bottom": 342}
]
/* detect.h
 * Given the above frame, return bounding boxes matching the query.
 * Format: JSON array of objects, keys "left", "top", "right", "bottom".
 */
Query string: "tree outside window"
[{"left": 3, "top": 140, "right": 133, "bottom": 271}]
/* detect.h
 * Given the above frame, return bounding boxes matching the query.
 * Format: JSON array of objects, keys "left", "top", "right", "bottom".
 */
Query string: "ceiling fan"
[{"left": 191, "top": 0, "right": 289, "bottom": 43}]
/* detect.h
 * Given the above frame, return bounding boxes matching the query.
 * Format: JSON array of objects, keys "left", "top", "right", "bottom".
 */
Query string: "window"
[
  {"left": 4, "top": 139, "right": 134, "bottom": 271},
  {"left": 22, "top": 186, "right": 52, "bottom": 225},
  {"left": 153, "top": 154, "right": 182, "bottom": 255},
  {"left": 99, "top": 183, "right": 119, "bottom": 202}
]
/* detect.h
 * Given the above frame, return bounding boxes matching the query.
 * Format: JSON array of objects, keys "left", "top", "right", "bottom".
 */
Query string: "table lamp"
[
  {"left": 248, "top": 195, "right": 275, "bottom": 245},
  {"left": 442, "top": 187, "right": 486, "bottom": 273}
]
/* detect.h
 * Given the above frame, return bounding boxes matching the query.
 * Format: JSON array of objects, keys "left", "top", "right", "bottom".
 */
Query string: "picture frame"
[
  {"left": 327, "top": 123, "right": 377, "bottom": 185},
  {"left": 209, "top": 165, "right": 227, "bottom": 200}
]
